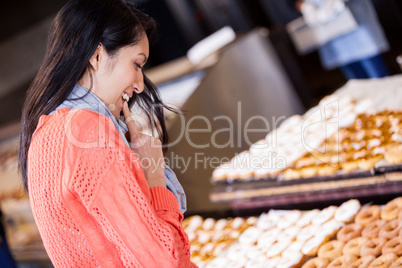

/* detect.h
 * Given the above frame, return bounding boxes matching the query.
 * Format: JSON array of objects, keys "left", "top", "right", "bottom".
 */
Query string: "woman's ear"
[{"left": 89, "top": 43, "right": 104, "bottom": 71}]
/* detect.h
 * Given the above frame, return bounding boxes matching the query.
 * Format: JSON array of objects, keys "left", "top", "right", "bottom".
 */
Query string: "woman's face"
[{"left": 92, "top": 34, "right": 149, "bottom": 119}]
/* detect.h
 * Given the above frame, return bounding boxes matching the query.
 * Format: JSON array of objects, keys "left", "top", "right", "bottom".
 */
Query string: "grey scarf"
[{"left": 50, "top": 84, "right": 187, "bottom": 213}]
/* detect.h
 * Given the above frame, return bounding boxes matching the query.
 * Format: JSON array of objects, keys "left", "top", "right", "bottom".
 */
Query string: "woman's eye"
[{"left": 135, "top": 63, "right": 142, "bottom": 70}]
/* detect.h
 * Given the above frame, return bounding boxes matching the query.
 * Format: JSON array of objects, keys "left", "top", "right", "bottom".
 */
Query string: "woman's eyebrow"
[{"left": 138, "top": 52, "right": 148, "bottom": 64}]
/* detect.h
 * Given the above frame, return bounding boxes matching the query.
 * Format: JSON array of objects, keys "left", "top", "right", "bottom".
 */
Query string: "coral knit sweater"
[{"left": 28, "top": 108, "right": 196, "bottom": 268}]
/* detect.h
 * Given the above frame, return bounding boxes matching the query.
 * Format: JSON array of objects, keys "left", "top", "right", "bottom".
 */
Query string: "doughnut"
[
  {"left": 214, "top": 219, "right": 229, "bottom": 231},
  {"left": 279, "top": 226, "right": 301, "bottom": 241},
  {"left": 202, "top": 218, "right": 216, "bottom": 230},
  {"left": 379, "top": 219, "right": 402, "bottom": 240},
  {"left": 296, "top": 209, "right": 320, "bottom": 227},
  {"left": 360, "top": 237, "right": 387, "bottom": 257},
  {"left": 184, "top": 215, "right": 204, "bottom": 232},
  {"left": 256, "top": 213, "right": 276, "bottom": 231},
  {"left": 276, "top": 252, "right": 304, "bottom": 268},
  {"left": 239, "top": 227, "right": 262, "bottom": 245},
  {"left": 343, "top": 237, "right": 369, "bottom": 257},
  {"left": 336, "top": 223, "right": 364, "bottom": 242},
  {"left": 334, "top": 199, "right": 361, "bottom": 223},
  {"left": 266, "top": 240, "right": 290, "bottom": 258},
  {"left": 390, "top": 256, "right": 402, "bottom": 267},
  {"left": 317, "top": 240, "right": 345, "bottom": 262},
  {"left": 358, "top": 154, "right": 384, "bottom": 170},
  {"left": 350, "top": 255, "right": 376, "bottom": 268},
  {"left": 356, "top": 205, "right": 381, "bottom": 227},
  {"left": 226, "top": 243, "right": 249, "bottom": 262},
  {"left": 328, "top": 255, "right": 357, "bottom": 268},
  {"left": 312, "top": 206, "right": 338, "bottom": 225},
  {"left": 362, "top": 220, "right": 386, "bottom": 239},
  {"left": 318, "top": 220, "right": 344, "bottom": 239},
  {"left": 277, "top": 210, "right": 302, "bottom": 229},
  {"left": 368, "top": 253, "right": 398, "bottom": 268},
  {"left": 302, "top": 235, "right": 328, "bottom": 256},
  {"left": 257, "top": 228, "right": 280, "bottom": 248},
  {"left": 382, "top": 237, "right": 402, "bottom": 256},
  {"left": 382, "top": 197, "right": 402, "bottom": 221},
  {"left": 282, "top": 240, "right": 305, "bottom": 258},
  {"left": 297, "top": 225, "right": 318, "bottom": 241},
  {"left": 301, "top": 257, "right": 329, "bottom": 268},
  {"left": 385, "top": 144, "right": 402, "bottom": 164}
]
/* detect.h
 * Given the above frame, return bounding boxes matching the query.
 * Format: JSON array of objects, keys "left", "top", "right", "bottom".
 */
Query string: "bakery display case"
[
  {"left": 209, "top": 75, "right": 402, "bottom": 209},
  {"left": 185, "top": 198, "right": 402, "bottom": 268}
]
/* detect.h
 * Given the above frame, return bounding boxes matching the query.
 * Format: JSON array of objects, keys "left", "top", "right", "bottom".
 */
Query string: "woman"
[{"left": 18, "top": 0, "right": 195, "bottom": 267}]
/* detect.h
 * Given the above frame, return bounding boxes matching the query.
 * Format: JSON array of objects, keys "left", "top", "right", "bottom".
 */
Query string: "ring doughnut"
[
  {"left": 360, "top": 237, "right": 387, "bottom": 257},
  {"left": 334, "top": 199, "right": 361, "bottom": 223},
  {"left": 356, "top": 205, "right": 381, "bottom": 227},
  {"left": 312, "top": 206, "right": 337, "bottom": 225},
  {"left": 343, "top": 237, "right": 368, "bottom": 257},
  {"left": 382, "top": 197, "right": 402, "bottom": 221},
  {"left": 297, "top": 225, "right": 318, "bottom": 241},
  {"left": 301, "top": 257, "right": 329, "bottom": 268},
  {"left": 328, "top": 255, "right": 357, "bottom": 268},
  {"left": 317, "top": 240, "right": 345, "bottom": 262},
  {"left": 368, "top": 253, "right": 398, "bottom": 268},
  {"left": 362, "top": 220, "right": 386, "bottom": 239},
  {"left": 390, "top": 256, "right": 402, "bottom": 267},
  {"left": 302, "top": 235, "right": 328, "bottom": 256},
  {"left": 382, "top": 237, "right": 402, "bottom": 256},
  {"left": 336, "top": 223, "right": 363, "bottom": 242},
  {"left": 296, "top": 209, "right": 320, "bottom": 227},
  {"left": 350, "top": 255, "right": 376, "bottom": 268},
  {"left": 379, "top": 219, "right": 402, "bottom": 240},
  {"left": 239, "top": 227, "right": 262, "bottom": 245}
]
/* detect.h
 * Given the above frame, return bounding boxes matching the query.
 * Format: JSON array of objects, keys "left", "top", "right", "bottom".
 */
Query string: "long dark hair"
[{"left": 19, "top": 0, "right": 172, "bottom": 192}]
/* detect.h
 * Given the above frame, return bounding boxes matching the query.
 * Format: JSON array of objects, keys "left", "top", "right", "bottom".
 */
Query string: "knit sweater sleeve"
[{"left": 64, "top": 110, "right": 196, "bottom": 268}]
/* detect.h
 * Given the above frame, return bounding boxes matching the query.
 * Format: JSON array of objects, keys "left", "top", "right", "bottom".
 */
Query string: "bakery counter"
[{"left": 210, "top": 171, "right": 402, "bottom": 210}]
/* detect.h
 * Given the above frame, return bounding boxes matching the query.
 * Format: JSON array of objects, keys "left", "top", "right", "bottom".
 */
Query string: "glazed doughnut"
[
  {"left": 318, "top": 220, "right": 344, "bottom": 239},
  {"left": 282, "top": 240, "right": 305, "bottom": 258},
  {"left": 277, "top": 210, "right": 302, "bottom": 229},
  {"left": 266, "top": 240, "right": 290, "bottom": 258},
  {"left": 379, "top": 219, "right": 402, "bottom": 240},
  {"left": 355, "top": 205, "right": 381, "bottom": 227},
  {"left": 382, "top": 197, "right": 402, "bottom": 221},
  {"left": 360, "top": 237, "right": 387, "bottom": 257},
  {"left": 382, "top": 237, "right": 402, "bottom": 256},
  {"left": 343, "top": 237, "right": 369, "bottom": 257},
  {"left": 317, "top": 240, "right": 345, "bottom": 262},
  {"left": 296, "top": 209, "right": 320, "bottom": 227},
  {"left": 312, "top": 206, "right": 337, "bottom": 225},
  {"left": 328, "top": 255, "right": 357, "bottom": 268},
  {"left": 297, "top": 225, "right": 318, "bottom": 241},
  {"left": 279, "top": 226, "right": 301, "bottom": 241},
  {"left": 334, "top": 199, "right": 361, "bottom": 223},
  {"left": 302, "top": 257, "right": 329, "bottom": 268},
  {"left": 257, "top": 228, "right": 280, "bottom": 247},
  {"left": 362, "top": 220, "right": 386, "bottom": 239},
  {"left": 368, "top": 253, "right": 398, "bottom": 268},
  {"left": 350, "top": 255, "right": 376, "bottom": 268},
  {"left": 302, "top": 235, "right": 328, "bottom": 256},
  {"left": 238, "top": 227, "right": 262, "bottom": 245},
  {"left": 390, "top": 256, "right": 402, "bottom": 267},
  {"left": 276, "top": 252, "right": 304, "bottom": 268},
  {"left": 336, "top": 223, "right": 364, "bottom": 242}
]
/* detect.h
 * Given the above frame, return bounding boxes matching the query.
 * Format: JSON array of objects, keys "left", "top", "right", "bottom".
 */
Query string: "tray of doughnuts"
[
  {"left": 185, "top": 197, "right": 402, "bottom": 268},
  {"left": 211, "top": 109, "right": 402, "bottom": 187}
]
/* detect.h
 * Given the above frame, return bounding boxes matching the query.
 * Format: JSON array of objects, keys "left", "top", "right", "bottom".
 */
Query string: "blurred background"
[{"left": 1, "top": 0, "right": 402, "bottom": 267}]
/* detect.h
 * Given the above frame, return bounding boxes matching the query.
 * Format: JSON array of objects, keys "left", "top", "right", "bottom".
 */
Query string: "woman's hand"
[{"left": 123, "top": 102, "right": 166, "bottom": 189}]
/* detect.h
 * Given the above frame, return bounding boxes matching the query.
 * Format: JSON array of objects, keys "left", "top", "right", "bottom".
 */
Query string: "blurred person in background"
[
  {"left": 297, "top": 0, "right": 391, "bottom": 79},
  {"left": 0, "top": 208, "right": 17, "bottom": 268},
  {"left": 18, "top": 0, "right": 195, "bottom": 267}
]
